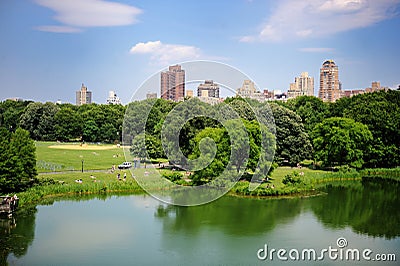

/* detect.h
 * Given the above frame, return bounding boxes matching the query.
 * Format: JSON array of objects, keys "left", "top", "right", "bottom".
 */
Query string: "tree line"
[
  {"left": 0, "top": 101, "right": 125, "bottom": 193},
  {"left": 125, "top": 90, "right": 399, "bottom": 180},
  {"left": 0, "top": 90, "right": 399, "bottom": 190},
  {"left": 0, "top": 101, "right": 125, "bottom": 143}
]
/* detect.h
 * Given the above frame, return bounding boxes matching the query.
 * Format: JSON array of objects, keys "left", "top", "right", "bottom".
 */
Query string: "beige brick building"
[{"left": 318, "top": 60, "right": 342, "bottom": 102}]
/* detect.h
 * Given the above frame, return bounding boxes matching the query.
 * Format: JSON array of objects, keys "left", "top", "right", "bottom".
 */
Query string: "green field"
[
  {"left": 35, "top": 142, "right": 126, "bottom": 172},
  {"left": 34, "top": 142, "right": 347, "bottom": 192},
  {"left": 22, "top": 142, "right": 368, "bottom": 207}
]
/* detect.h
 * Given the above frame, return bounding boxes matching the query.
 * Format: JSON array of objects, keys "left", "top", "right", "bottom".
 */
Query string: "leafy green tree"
[
  {"left": 10, "top": 128, "right": 37, "bottom": 187},
  {"left": 311, "top": 117, "right": 373, "bottom": 168},
  {"left": 269, "top": 103, "right": 312, "bottom": 165},
  {"left": 0, "top": 100, "right": 31, "bottom": 131},
  {"left": 189, "top": 127, "right": 228, "bottom": 185},
  {"left": 19, "top": 102, "right": 59, "bottom": 140},
  {"left": 161, "top": 98, "right": 214, "bottom": 166},
  {"left": 78, "top": 103, "right": 125, "bottom": 143},
  {"left": 54, "top": 106, "right": 82, "bottom": 141},
  {"left": 82, "top": 120, "right": 99, "bottom": 142},
  {"left": 123, "top": 99, "right": 159, "bottom": 144},
  {"left": 99, "top": 123, "right": 118, "bottom": 143},
  {"left": 244, "top": 120, "right": 276, "bottom": 178},
  {"left": 226, "top": 99, "right": 257, "bottom": 121},
  {"left": 284, "top": 96, "right": 328, "bottom": 135},
  {"left": 145, "top": 134, "right": 164, "bottom": 159},
  {"left": 338, "top": 91, "right": 400, "bottom": 167},
  {"left": 224, "top": 119, "right": 250, "bottom": 173},
  {"left": 130, "top": 133, "right": 147, "bottom": 160},
  {"left": 0, "top": 128, "right": 19, "bottom": 192},
  {"left": 0, "top": 128, "right": 37, "bottom": 193},
  {"left": 189, "top": 119, "right": 276, "bottom": 184},
  {"left": 130, "top": 133, "right": 165, "bottom": 160}
]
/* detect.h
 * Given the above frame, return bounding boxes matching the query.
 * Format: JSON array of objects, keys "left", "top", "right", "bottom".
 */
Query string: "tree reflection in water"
[
  {"left": 0, "top": 207, "right": 37, "bottom": 265},
  {"left": 310, "top": 180, "right": 400, "bottom": 239},
  {"left": 155, "top": 180, "right": 400, "bottom": 239}
]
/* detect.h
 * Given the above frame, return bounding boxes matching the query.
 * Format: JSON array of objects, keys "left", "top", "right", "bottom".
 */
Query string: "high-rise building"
[
  {"left": 318, "top": 60, "right": 342, "bottom": 102},
  {"left": 186, "top": 90, "right": 194, "bottom": 98},
  {"left": 146, "top": 92, "right": 157, "bottom": 99},
  {"left": 160, "top": 65, "right": 185, "bottom": 101},
  {"left": 365, "top": 81, "right": 389, "bottom": 93},
  {"left": 288, "top": 72, "right": 314, "bottom": 98},
  {"left": 106, "top": 90, "right": 121, "bottom": 105},
  {"left": 197, "top": 80, "right": 220, "bottom": 98},
  {"left": 236, "top": 80, "right": 265, "bottom": 101},
  {"left": 372, "top": 81, "right": 380, "bottom": 91},
  {"left": 76, "top": 83, "right": 92, "bottom": 106}
]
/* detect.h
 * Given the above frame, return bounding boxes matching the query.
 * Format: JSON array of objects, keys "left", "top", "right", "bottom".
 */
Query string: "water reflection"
[
  {"left": 155, "top": 196, "right": 303, "bottom": 236},
  {"left": 0, "top": 207, "right": 36, "bottom": 265},
  {"left": 310, "top": 180, "right": 400, "bottom": 239},
  {"left": 155, "top": 181, "right": 400, "bottom": 239},
  {"left": 2, "top": 181, "right": 399, "bottom": 265}
]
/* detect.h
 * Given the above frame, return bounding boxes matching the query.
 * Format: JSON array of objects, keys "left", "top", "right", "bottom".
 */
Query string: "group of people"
[
  {"left": 1, "top": 195, "right": 19, "bottom": 211},
  {"left": 73, "top": 172, "right": 130, "bottom": 183},
  {"left": 117, "top": 173, "right": 127, "bottom": 181},
  {"left": 75, "top": 175, "right": 99, "bottom": 183}
]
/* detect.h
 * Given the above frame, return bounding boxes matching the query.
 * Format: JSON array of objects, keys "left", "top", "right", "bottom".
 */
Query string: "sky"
[{"left": 0, "top": 0, "right": 399, "bottom": 104}]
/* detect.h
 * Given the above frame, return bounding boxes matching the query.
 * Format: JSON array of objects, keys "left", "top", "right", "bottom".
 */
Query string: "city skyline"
[{"left": 1, "top": 1, "right": 399, "bottom": 103}]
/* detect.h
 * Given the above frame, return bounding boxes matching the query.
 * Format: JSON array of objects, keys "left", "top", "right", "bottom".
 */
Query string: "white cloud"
[
  {"left": 241, "top": 0, "right": 400, "bottom": 42},
  {"left": 130, "top": 41, "right": 209, "bottom": 65},
  {"left": 35, "top": 0, "right": 142, "bottom": 32},
  {"left": 298, "top": 47, "right": 335, "bottom": 53},
  {"left": 34, "top": 25, "right": 82, "bottom": 33},
  {"left": 318, "top": 0, "right": 366, "bottom": 12}
]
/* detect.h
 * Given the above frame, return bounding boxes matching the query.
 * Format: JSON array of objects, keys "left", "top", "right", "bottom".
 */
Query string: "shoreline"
[
  {"left": 10, "top": 178, "right": 359, "bottom": 210},
  {"left": 13, "top": 167, "right": 400, "bottom": 210}
]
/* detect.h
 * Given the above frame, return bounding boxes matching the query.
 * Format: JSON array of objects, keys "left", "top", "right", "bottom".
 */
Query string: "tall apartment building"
[
  {"left": 76, "top": 83, "right": 92, "bottom": 106},
  {"left": 197, "top": 80, "right": 220, "bottom": 98},
  {"left": 287, "top": 72, "right": 314, "bottom": 98},
  {"left": 160, "top": 65, "right": 185, "bottom": 101},
  {"left": 146, "top": 92, "right": 157, "bottom": 99},
  {"left": 365, "top": 81, "right": 389, "bottom": 93},
  {"left": 186, "top": 90, "right": 194, "bottom": 98},
  {"left": 106, "top": 90, "right": 121, "bottom": 105},
  {"left": 318, "top": 60, "right": 342, "bottom": 102},
  {"left": 236, "top": 80, "right": 265, "bottom": 101}
]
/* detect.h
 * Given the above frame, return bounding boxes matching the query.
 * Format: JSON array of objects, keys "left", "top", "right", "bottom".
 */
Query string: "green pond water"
[{"left": 2, "top": 181, "right": 399, "bottom": 265}]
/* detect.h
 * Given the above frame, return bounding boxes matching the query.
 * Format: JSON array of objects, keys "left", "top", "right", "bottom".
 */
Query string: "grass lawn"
[
  {"left": 28, "top": 141, "right": 364, "bottom": 205},
  {"left": 266, "top": 166, "right": 330, "bottom": 189},
  {"left": 39, "top": 170, "right": 132, "bottom": 185},
  {"left": 35, "top": 141, "right": 127, "bottom": 172}
]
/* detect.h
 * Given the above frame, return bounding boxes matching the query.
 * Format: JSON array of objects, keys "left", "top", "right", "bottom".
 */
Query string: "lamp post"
[{"left": 81, "top": 160, "right": 84, "bottom": 173}]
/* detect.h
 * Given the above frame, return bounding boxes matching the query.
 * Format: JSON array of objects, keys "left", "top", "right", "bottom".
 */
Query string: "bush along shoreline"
[
  {"left": 16, "top": 179, "right": 144, "bottom": 208},
  {"left": 229, "top": 168, "right": 400, "bottom": 198},
  {"left": 14, "top": 168, "right": 400, "bottom": 209}
]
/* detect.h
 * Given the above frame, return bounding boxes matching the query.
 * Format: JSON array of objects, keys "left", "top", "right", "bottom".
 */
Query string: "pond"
[{"left": 2, "top": 181, "right": 399, "bottom": 265}]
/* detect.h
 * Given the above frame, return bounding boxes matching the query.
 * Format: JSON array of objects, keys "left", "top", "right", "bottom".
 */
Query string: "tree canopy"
[
  {"left": 312, "top": 117, "right": 373, "bottom": 168},
  {"left": 269, "top": 103, "right": 313, "bottom": 165},
  {"left": 0, "top": 128, "right": 37, "bottom": 193}
]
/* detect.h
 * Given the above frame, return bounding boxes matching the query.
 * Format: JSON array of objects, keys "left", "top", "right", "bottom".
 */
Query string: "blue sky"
[{"left": 0, "top": 0, "right": 399, "bottom": 103}]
